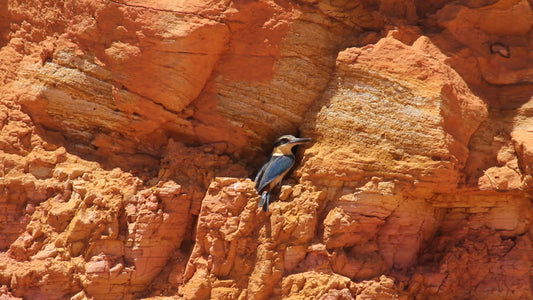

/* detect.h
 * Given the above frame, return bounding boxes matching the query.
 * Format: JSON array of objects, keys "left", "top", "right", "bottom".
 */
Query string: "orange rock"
[
  {"left": 512, "top": 128, "right": 533, "bottom": 177},
  {"left": 1, "top": 0, "right": 533, "bottom": 299},
  {"left": 302, "top": 34, "right": 487, "bottom": 195}
]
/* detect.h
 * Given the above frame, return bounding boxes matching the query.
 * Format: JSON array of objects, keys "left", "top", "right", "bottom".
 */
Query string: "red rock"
[{"left": 1, "top": 0, "right": 533, "bottom": 299}]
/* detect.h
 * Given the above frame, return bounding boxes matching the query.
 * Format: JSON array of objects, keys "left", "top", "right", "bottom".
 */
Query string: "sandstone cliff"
[{"left": 1, "top": 0, "right": 532, "bottom": 299}]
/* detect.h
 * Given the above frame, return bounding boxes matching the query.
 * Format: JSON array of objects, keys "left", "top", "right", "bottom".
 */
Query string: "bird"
[{"left": 254, "top": 134, "right": 311, "bottom": 212}]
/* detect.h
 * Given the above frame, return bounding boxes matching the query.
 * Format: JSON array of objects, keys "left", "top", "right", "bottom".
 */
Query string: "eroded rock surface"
[{"left": 1, "top": 0, "right": 533, "bottom": 299}]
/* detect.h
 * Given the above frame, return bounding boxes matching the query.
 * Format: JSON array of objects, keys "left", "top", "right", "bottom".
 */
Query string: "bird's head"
[{"left": 272, "top": 135, "right": 311, "bottom": 155}]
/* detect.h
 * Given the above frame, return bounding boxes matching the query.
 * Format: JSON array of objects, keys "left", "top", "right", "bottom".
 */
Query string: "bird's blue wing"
[
  {"left": 254, "top": 160, "right": 268, "bottom": 187},
  {"left": 256, "top": 155, "right": 294, "bottom": 192}
]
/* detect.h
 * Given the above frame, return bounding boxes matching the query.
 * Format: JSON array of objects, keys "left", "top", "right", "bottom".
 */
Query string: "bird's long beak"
[{"left": 288, "top": 137, "right": 312, "bottom": 145}]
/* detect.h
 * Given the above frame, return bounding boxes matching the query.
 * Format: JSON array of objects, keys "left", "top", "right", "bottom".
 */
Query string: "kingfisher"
[{"left": 254, "top": 134, "right": 311, "bottom": 211}]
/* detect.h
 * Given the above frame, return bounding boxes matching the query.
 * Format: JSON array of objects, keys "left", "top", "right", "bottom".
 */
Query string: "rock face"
[{"left": 1, "top": 0, "right": 533, "bottom": 299}]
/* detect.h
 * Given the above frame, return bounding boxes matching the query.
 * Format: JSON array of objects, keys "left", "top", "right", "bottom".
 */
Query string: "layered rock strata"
[{"left": 1, "top": 0, "right": 532, "bottom": 299}]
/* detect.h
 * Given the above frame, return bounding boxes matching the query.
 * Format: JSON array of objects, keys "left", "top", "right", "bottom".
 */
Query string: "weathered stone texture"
[{"left": 1, "top": 0, "right": 532, "bottom": 299}]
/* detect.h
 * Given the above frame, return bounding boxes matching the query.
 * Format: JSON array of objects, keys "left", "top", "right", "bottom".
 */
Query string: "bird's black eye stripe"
[{"left": 274, "top": 138, "right": 289, "bottom": 147}]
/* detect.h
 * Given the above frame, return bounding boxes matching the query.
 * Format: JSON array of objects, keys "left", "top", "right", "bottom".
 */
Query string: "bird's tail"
[{"left": 258, "top": 191, "right": 270, "bottom": 212}]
